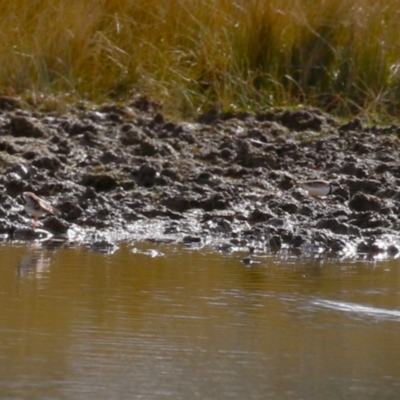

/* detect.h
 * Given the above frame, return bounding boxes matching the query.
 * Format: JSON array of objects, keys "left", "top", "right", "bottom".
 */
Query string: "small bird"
[
  {"left": 299, "top": 180, "right": 341, "bottom": 198},
  {"left": 19, "top": 192, "right": 61, "bottom": 229}
]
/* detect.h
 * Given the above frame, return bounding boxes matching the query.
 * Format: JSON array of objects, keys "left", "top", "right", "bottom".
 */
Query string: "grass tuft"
[{"left": 0, "top": 0, "right": 400, "bottom": 119}]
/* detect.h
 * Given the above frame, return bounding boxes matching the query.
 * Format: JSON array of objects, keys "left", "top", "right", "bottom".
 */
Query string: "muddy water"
[{"left": 0, "top": 243, "right": 400, "bottom": 399}]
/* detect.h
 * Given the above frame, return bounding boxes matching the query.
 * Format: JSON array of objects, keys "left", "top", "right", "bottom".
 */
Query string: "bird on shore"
[
  {"left": 19, "top": 192, "right": 60, "bottom": 229},
  {"left": 299, "top": 180, "right": 341, "bottom": 198}
]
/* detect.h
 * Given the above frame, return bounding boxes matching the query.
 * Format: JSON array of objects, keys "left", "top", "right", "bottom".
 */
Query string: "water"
[{"left": 0, "top": 242, "right": 400, "bottom": 399}]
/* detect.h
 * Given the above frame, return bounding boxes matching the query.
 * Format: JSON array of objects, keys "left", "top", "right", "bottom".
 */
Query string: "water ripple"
[
  {"left": 312, "top": 300, "right": 400, "bottom": 320},
  {"left": 311, "top": 299, "right": 400, "bottom": 321}
]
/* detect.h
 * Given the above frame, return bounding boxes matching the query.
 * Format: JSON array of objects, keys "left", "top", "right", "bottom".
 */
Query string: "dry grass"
[{"left": 1, "top": 0, "right": 400, "bottom": 118}]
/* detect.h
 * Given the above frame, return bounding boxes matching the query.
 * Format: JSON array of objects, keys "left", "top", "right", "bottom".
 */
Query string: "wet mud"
[{"left": 1, "top": 96, "right": 400, "bottom": 258}]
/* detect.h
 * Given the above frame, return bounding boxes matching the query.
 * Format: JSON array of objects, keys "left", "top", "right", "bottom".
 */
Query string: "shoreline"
[{"left": 1, "top": 96, "right": 400, "bottom": 258}]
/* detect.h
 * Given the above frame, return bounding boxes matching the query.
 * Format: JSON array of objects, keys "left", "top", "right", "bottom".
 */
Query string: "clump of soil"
[{"left": 1, "top": 95, "right": 400, "bottom": 258}]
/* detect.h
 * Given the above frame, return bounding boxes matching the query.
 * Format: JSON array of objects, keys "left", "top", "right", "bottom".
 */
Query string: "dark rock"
[
  {"left": 162, "top": 195, "right": 191, "bottom": 212},
  {"left": 162, "top": 122, "right": 180, "bottom": 133},
  {"left": 141, "top": 207, "right": 183, "bottom": 220},
  {"left": 339, "top": 163, "right": 368, "bottom": 178},
  {"left": 349, "top": 213, "right": 390, "bottom": 229},
  {"left": 298, "top": 205, "right": 314, "bottom": 216},
  {"left": 6, "top": 163, "right": 29, "bottom": 178},
  {"left": 351, "top": 142, "right": 372, "bottom": 155},
  {"left": 200, "top": 194, "right": 229, "bottom": 212},
  {"left": 292, "top": 235, "right": 306, "bottom": 247},
  {"left": 332, "top": 186, "right": 350, "bottom": 201},
  {"left": 81, "top": 187, "right": 97, "bottom": 200},
  {"left": 267, "top": 218, "right": 286, "bottom": 227},
  {"left": 0, "top": 206, "right": 9, "bottom": 219},
  {"left": 316, "top": 218, "right": 354, "bottom": 235},
  {"left": 106, "top": 113, "right": 123, "bottom": 123},
  {"left": 120, "top": 180, "right": 135, "bottom": 190},
  {"left": 387, "top": 245, "right": 399, "bottom": 256},
  {"left": 13, "top": 228, "right": 41, "bottom": 240},
  {"left": 236, "top": 141, "right": 276, "bottom": 169},
  {"left": 23, "top": 150, "right": 37, "bottom": 160},
  {"left": 0, "top": 140, "right": 18, "bottom": 154},
  {"left": 269, "top": 235, "right": 282, "bottom": 249},
  {"left": 82, "top": 173, "right": 117, "bottom": 191},
  {"left": 87, "top": 240, "right": 119, "bottom": 254},
  {"left": 375, "top": 188, "right": 398, "bottom": 199},
  {"left": 278, "top": 110, "right": 323, "bottom": 131},
  {"left": 346, "top": 178, "right": 381, "bottom": 195},
  {"left": 133, "top": 163, "right": 159, "bottom": 187},
  {"left": 42, "top": 216, "right": 69, "bottom": 234},
  {"left": 339, "top": 117, "right": 363, "bottom": 133},
  {"left": 392, "top": 191, "right": 400, "bottom": 202},
  {"left": 195, "top": 171, "right": 213, "bottom": 184},
  {"left": 99, "top": 104, "right": 133, "bottom": 117},
  {"left": 269, "top": 170, "right": 293, "bottom": 185},
  {"left": 183, "top": 235, "right": 202, "bottom": 244},
  {"left": 291, "top": 187, "right": 308, "bottom": 201},
  {"left": 64, "top": 121, "right": 98, "bottom": 136},
  {"left": 219, "top": 148, "right": 235, "bottom": 160},
  {"left": 0, "top": 96, "right": 21, "bottom": 111},
  {"left": 161, "top": 168, "right": 183, "bottom": 182},
  {"left": 197, "top": 108, "right": 220, "bottom": 124},
  {"left": 178, "top": 131, "right": 196, "bottom": 144},
  {"left": 276, "top": 140, "right": 298, "bottom": 157},
  {"left": 249, "top": 208, "right": 274, "bottom": 222},
  {"left": 330, "top": 239, "right": 348, "bottom": 253},
  {"left": 279, "top": 202, "right": 298, "bottom": 214},
  {"left": 255, "top": 111, "right": 275, "bottom": 122},
  {"left": 151, "top": 112, "right": 164, "bottom": 126},
  {"left": 137, "top": 140, "right": 174, "bottom": 157},
  {"left": 163, "top": 223, "right": 180, "bottom": 234},
  {"left": 82, "top": 131, "right": 99, "bottom": 146},
  {"left": 38, "top": 182, "right": 68, "bottom": 196},
  {"left": 100, "top": 151, "right": 124, "bottom": 164},
  {"left": 120, "top": 126, "right": 144, "bottom": 145},
  {"left": 96, "top": 208, "right": 110, "bottom": 219},
  {"left": 357, "top": 239, "right": 382, "bottom": 254},
  {"left": 214, "top": 218, "right": 232, "bottom": 234},
  {"left": 10, "top": 116, "right": 48, "bottom": 138},
  {"left": 130, "top": 96, "right": 162, "bottom": 113},
  {"left": 203, "top": 217, "right": 233, "bottom": 234},
  {"left": 349, "top": 193, "right": 385, "bottom": 212},
  {"left": 59, "top": 201, "right": 84, "bottom": 221},
  {"left": 32, "top": 156, "right": 61, "bottom": 171},
  {"left": 5, "top": 176, "right": 25, "bottom": 196},
  {"left": 362, "top": 228, "right": 386, "bottom": 237},
  {"left": 313, "top": 230, "right": 332, "bottom": 246}
]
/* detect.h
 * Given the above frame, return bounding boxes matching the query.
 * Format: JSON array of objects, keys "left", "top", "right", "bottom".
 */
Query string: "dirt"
[{"left": 1, "top": 95, "right": 400, "bottom": 258}]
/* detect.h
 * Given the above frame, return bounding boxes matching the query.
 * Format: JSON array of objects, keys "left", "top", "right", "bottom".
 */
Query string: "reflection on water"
[
  {"left": 17, "top": 247, "right": 52, "bottom": 279},
  {"left": 310, "top": 299, "right": 400, "bottom": 321},
  {"left": 0, "top": 242, "right": 400, "bottom": 399}
]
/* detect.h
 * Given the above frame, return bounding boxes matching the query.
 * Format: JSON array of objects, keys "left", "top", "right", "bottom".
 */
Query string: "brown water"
[{"left": 1, "top": 242, "right": 400, "bottom": 399}]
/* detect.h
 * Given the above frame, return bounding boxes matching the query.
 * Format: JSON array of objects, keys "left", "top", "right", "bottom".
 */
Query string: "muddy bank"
[{"left": 0, "top": 96, "right": 400, "bottom": 258}]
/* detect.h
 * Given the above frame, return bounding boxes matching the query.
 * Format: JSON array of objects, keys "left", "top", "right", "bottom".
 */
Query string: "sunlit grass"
[{"left": 0, "top": 0, "right": 400, "bottom": 118}]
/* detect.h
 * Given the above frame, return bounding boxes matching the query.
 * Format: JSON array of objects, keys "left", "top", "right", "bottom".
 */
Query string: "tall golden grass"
[{"left": 1, "top": 0, "right": 400, "bottom": 118}]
